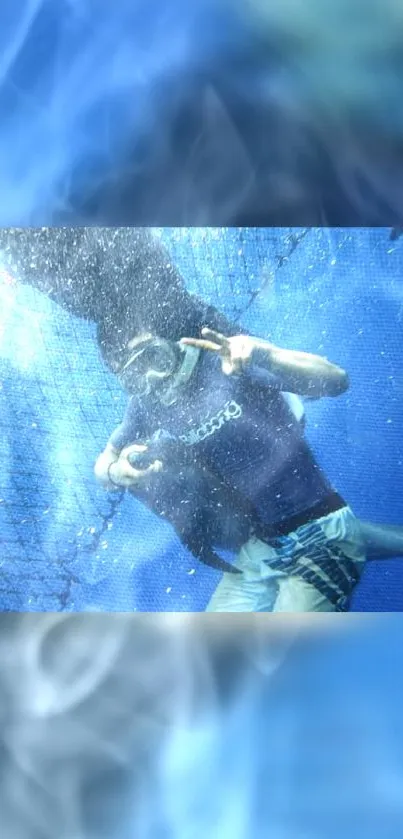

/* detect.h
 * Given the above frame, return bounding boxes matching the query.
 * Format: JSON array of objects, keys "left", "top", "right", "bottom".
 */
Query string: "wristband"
[{"left": 250, "top": 343, "right": 274, "bottom": 371}]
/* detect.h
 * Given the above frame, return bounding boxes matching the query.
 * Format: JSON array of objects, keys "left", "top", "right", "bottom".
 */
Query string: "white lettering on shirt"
[{"left": 178, "top": 400, "right": 243, "bottom": 446}]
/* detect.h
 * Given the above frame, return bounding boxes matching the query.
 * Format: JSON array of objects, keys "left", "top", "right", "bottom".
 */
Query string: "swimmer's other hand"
[{"left": 110, "top": 444, "right": 163, "bottom": 488}]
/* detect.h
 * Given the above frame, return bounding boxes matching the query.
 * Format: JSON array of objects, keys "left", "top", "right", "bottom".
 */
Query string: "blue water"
[
  {"left": 0, "top": 1, "right": 402, "bottom": 226},
  {"left": 0, "top": 226, "right": 402, "bottom": 611}
]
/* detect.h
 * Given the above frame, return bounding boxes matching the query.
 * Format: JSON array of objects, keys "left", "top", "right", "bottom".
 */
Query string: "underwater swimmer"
[{"left": 95, "top": 329, "right": 403, "bottom": 612}]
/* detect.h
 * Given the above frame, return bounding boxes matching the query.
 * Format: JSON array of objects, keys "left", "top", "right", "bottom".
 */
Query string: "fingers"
[
  {"left": 144, "top": 459, "right": 163, "bottom": 476},
  {"left": 222, "top": 359, "right": 237, "bottom": 376},
  {"left": 181, "top": 328, "right": 241, "bottom": 376},
  {"left": 110, "top": 450, "right": 163, "bottom": 488},
  {"left": 121, "top": 458, "right": 162, "bottom": 480},
  {"left": 181, "top": 328, "right": 229, "bottom": 354},
  {"left": 120, "top": 444, "right": 162, "bottom": 479},
  {"left": 201, "top": 328, "right": 229, "bottom": 347},
  {"left": 120, "top": 443, "right": 148, "bottom": 458},
  {"left": 180, "top": 337, "right": 222, "bottom": 353}
]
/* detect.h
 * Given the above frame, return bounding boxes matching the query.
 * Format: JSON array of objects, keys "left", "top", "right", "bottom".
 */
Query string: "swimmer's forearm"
[{"left": 250, "top": 340, "right": 349, "bottom": 397}]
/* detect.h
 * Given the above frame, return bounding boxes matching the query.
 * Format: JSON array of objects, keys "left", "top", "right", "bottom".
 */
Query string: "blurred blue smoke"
[
  {"left": 1, "top": 1, "right": 403, "bottom": 225},
  {"left": 0, "top": 0, "right": 240, "bottom": 224},
  {"left": 3, "top": 614, "right": 400, "bottom": 839}
]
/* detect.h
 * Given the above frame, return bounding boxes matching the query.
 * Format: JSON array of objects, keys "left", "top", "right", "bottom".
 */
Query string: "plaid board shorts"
[{"left": 205, "top": 506, "right": 366, "bottom": 613}]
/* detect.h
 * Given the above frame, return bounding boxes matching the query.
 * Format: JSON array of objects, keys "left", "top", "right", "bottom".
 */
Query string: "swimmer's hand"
[
  {"left": 94, "top": 442, "right": 163, "bottom": 491},
  {"left": 180, "top": 329, "right": 255, "bottom": 376},
  {"left": 181, "top": 329, "right": 349, "bottom": 397}
]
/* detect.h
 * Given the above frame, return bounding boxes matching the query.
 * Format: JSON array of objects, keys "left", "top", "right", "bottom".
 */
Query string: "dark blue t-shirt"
[{"left": 110, "top": 352, "right": 337, "bottom": 526}]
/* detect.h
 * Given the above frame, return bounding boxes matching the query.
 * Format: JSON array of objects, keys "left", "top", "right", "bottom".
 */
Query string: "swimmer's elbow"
[{"left": 327, "top": 369, "right": 349, "bottom": 397}]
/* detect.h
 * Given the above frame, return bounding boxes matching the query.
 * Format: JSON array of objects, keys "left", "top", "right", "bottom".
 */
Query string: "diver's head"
[{"left": 118, "top": 333, "right": 185, "bottom": 396}]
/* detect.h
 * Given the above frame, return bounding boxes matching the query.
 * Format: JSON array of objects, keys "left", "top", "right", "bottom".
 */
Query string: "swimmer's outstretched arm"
[
  {"left": 181, "top": 328, "right": 348, "bottom": 398},
  {"left": 358, "top": 520, "right": 403, "bottom": 560}
]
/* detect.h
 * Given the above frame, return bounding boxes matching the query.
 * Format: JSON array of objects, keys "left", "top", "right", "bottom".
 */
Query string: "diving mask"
[{"left": 119, "top": 336, "right": 183, "bottom": 395}]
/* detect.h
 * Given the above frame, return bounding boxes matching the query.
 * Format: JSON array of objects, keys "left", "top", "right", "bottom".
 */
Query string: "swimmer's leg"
[
  {"left": 205, "top": 537, "right": 335, "bottom": 613},
  {"left": 358, "top": 520, "right": 403, "bottom": 559}
]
